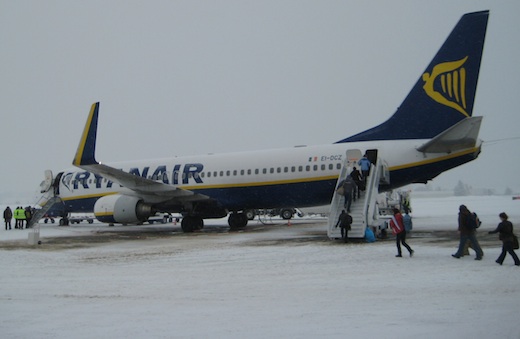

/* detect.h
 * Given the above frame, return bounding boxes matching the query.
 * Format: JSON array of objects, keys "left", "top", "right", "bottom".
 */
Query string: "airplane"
[{"left": 37, "top": 10, "right": 488, "bottom": 232}]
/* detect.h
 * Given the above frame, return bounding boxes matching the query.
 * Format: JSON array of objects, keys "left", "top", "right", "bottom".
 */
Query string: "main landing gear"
[
  {"left": 181, "top": 215, "right": 203, "bottom": 233},
  {"left": 228, "top": 212, "right": 248, "bottom": 231},
  {"left": 180, "top": 212, "right": 249, "bottom": 233}
]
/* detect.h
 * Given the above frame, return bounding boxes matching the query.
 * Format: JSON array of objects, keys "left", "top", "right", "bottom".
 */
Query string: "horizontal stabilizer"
[{"left": 416, "top": 116, "right": 482, "bottom": 153}]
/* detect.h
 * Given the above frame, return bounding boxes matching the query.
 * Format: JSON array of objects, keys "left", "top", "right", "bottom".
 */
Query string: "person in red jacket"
[{"left": 389, "top": 208, "right": 414, "bottom": 257}]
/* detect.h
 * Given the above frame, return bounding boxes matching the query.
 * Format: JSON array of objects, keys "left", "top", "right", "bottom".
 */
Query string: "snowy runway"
[{"left": 1, "top": 195, "right": 519, "bottom": 338}]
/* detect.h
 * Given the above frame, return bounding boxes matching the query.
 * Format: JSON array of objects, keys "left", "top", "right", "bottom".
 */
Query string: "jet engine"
[{"left": 94, "top": 194, "right": 152, "bottom": 224}]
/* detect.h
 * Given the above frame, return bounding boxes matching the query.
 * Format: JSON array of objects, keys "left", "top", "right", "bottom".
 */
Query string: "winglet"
[{"left": 73, "top": 102, "right": 100, "bottom": 166}]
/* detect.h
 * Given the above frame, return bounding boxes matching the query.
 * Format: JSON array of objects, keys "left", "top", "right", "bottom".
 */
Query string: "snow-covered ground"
[{"left": 1, "top": 194, "right": 519, "bottom": 339}]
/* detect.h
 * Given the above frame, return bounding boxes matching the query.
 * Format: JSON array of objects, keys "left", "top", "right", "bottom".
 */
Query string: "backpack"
[
  {"left": 403, "top": 214, "right": 413, "bottom": 232},
  {"left": 468, "top": 212, "right": 481, "bottom": 229}
]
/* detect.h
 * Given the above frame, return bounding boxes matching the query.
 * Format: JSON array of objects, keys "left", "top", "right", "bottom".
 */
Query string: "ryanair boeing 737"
[{"left": 37, "top": 11, "right": 489, "bottom": 232}]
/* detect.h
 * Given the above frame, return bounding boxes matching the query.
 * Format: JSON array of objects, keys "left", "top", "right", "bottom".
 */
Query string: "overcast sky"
[{"left": 1, "top": 1, "right": 519, "bottom": 202}]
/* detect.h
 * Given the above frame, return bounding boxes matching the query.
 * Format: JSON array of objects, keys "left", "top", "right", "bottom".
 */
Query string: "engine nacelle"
[{"left": 94, "top": 194, "right": 152, "bottom": 224}]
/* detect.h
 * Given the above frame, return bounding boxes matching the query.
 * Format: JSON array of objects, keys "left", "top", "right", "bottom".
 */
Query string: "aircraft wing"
[
  {"left": 72, "top": 103, "right": 208, "bottom": 200},
  {"left": 416, "top": 116, "right": 483, "bottom": 153}
]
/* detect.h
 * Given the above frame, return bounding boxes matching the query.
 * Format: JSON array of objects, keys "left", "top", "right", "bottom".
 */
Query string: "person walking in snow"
[
  {"left": 389, "top": 208, "right": 414, "bottom": 257},
  {"left": 452, "top": 205, "right": 483, "bottom": 260},
  {"left": 488, "top": 212, "right": 520, "bottom": 266}
]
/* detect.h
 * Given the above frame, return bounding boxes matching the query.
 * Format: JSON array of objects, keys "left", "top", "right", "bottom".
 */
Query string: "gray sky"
[{"left": 1, "top": 1, "right": 519, "bottom": 202}]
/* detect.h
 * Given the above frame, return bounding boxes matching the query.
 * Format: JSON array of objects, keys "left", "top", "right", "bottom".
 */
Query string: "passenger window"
[
  {"left": 255, "top": 169, "right": 259, "bottom": 175},
  {"left": 313, "top": 165, "right": 318, "bottom": 171},
  {"left": 270, "top": 168, "right": 274, "bottom": 174},
  {"left": 233, "top": 170, "right": 237, "bottom": 176},
  {"left": 321, "top": 164, "right": 325, "bottom": 171},
  {"left": 299, "top": 166, "right": 303, "bottom": 172},
  {"left": 226, "top": 171, "right": 230, "bottom": 176},
  {"left": 306, "top": 165, "right": 310, "bottom": 171}
]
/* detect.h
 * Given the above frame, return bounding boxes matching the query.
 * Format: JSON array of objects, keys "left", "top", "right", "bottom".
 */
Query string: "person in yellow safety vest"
[
  {"left": 13, "top": 206, "right": 20, "bottom": 229},
  {"left": 19, "top": 207, "right": 26, "bottom": 229}
]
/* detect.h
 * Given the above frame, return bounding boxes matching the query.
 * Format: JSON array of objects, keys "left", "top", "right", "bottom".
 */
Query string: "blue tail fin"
[
  {"left": 338, "top": 11, "right": 489, "bottom": 143},
  {"left": 73, "top": 102, "right": 99, "bottom": 166}
]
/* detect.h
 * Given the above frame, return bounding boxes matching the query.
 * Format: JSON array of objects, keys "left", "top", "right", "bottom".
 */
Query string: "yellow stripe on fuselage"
[{"left": 388, "top": 147, "right": 479, "bottom": 171}]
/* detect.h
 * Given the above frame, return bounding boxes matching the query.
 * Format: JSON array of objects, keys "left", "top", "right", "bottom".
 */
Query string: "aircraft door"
[
  {"left": 53, "top": 172, "right": 64, "bottom": 195},
  {"left": 40, "top": 170, "right": 53, "bottom": 193},
  {"left": 346, "top": 149, "right": 363, "bottom": 170},
  {"left": 365, "top": 149, "right": 378, "bottom": 165}
]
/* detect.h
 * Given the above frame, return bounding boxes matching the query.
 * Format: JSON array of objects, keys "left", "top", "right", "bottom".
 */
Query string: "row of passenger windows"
[
  {"left": 199, "top": 163, "right": 342, "bottom": 179},
  {"left": 77, "top": 162, "right": 343, "bottom": 184}
]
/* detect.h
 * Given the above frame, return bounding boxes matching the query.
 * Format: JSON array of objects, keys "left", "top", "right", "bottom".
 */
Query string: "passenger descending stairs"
[{"left": 327, "top": 150, "right": 389, "bottom": 239}]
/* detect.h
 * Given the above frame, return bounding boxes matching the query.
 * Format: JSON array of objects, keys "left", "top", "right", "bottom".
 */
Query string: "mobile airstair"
[
  {"left": 327, "top": 149, "right": 389, "bottom": 239},
  {"left": 26, "top": 170, "right": 62, "bottom": 228}
]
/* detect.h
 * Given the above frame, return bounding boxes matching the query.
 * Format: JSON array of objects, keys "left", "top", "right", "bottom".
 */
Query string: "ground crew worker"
[
  {"left": 18, "top": 207, "right": 26, "bottom": 229},
  {"left": 25, "top": 207, "right": 32, "bottom": 228},
  {"left": 13, "top": 206, "right": 20, "bottom": 229}
]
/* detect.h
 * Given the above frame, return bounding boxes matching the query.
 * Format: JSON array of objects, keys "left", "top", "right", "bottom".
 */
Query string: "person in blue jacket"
[{"left": 358, "top": 154, "right": 371, "bottom": 183}]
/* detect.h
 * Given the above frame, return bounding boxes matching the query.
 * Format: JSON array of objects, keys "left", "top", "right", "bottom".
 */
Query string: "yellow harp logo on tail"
[{"left": 422, "top": 56, "right": 469, "bottom": 117}]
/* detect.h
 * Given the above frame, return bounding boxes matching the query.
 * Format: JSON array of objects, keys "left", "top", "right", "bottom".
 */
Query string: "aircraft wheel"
[
  {"left": 228, "top": 213, "right": 248, "bottom": 230},
  {"left": 245, "top": 209, "right": 256, "bottom": 220},
  {"left": 181, "top": 217, "right": 194, "bottom": 233},
  {"left": 193, "top": 216, "right": 204, "bottom": 230},
  {"left": 181, "top": 216, "right": 204, "bottom": 233},
  {"left": 281, "top": 209, "right": 294, "bottom": 220}
]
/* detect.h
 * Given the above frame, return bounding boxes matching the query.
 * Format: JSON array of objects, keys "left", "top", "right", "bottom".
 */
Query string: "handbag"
[{"left": 513, "top": 234, "right": 519, "bottom": 250}]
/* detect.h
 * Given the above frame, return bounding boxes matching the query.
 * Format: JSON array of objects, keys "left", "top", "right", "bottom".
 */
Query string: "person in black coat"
[
  {"left": 452, "top": 205, "right": 483, "bottom": 260},
  {"left": 335, "top": 210, "right": 352, "bottom": 243},
  {"left": 350, "top": 167, "right": 363, "bottom": 197},
  {"left": 488, "top": 212, "right": 520, "bottom": 266}
]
